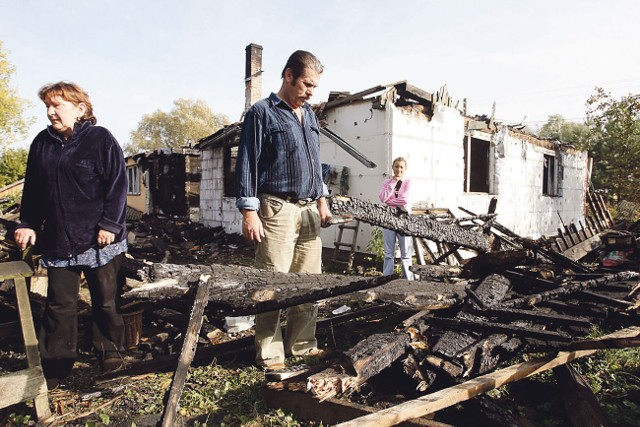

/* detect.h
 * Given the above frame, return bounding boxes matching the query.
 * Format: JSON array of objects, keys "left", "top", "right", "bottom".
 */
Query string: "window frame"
[
  {"left": 463, "top": 133, "right": 492, "bottom": 194},
  {"left": 127, "top": 165, "right": 141, "bottom": 195}
]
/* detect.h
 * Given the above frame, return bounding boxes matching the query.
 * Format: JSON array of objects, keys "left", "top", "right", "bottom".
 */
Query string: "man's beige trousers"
[{"left": 254, "top": 194, "right": 322, "bottom": 366}]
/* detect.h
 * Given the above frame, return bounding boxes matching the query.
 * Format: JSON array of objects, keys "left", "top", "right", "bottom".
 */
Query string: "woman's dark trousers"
[{"left": 38, "top": 253, "right": 125, "bottom": 379}]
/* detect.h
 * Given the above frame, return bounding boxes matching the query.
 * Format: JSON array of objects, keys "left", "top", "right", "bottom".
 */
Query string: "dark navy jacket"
[{"left": 18, "top": 121, "right": 127, "bottom": 258}]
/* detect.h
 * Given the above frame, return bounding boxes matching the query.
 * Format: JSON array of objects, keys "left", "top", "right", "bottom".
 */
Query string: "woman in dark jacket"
[{"left": 14, "top": 81, "right": 128, "bottom": 388}]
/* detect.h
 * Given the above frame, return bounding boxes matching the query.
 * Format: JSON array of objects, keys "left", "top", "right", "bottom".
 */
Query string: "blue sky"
[{"left": 1, "top": 0, "right": 639, "bottom": 149}]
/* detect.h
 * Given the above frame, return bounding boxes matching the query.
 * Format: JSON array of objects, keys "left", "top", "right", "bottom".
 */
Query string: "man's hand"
[
  {"left": 97, "top": 229, "right": 115, "bottom": 247},
  {"left": 317, "top": 197, "right": 333, "bottom": 228},
  {"left": 242, "top": 210, "right": 265, "bottom": 242},
  {"left": 14, "top": 228, "right": 36, "bottom": 251}
]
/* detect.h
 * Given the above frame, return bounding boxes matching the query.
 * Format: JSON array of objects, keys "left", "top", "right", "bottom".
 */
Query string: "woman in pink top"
[{"left": 378, "top": 157, "right": 414, "bottom": 280}]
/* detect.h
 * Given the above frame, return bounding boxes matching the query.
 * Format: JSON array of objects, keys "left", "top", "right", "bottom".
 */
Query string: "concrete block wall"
[{"left": 199, "top": 148, "right": 243, "bottom": 234}]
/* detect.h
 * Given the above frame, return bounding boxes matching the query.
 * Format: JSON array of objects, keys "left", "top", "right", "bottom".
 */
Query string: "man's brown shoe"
[{"left": 264, "top": 362, "right": 286, "bottom": 372}]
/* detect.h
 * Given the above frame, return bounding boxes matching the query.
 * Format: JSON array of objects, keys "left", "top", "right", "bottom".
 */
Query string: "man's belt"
[{"left": 269, "top": 193, "right": 315, "bottom": 206}]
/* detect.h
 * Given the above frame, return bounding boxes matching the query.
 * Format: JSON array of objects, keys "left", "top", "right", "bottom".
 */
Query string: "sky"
[{"left": 1, "top": 0, "right": 639, "bottom": 150}]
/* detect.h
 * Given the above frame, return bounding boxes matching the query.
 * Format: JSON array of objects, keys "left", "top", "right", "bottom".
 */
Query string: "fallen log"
[
  {"left": 328, "top": 196, "right": 491, "bottom": 251},
  {"left": 123, "top": 262, "right": 396, "bottom": 315}
]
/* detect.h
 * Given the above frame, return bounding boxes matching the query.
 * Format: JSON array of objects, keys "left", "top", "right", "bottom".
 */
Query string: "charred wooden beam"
[
  {"left": 501, "top": 271, "right": 640, "bottom": 309},
  {"left": 502, "top": 269, "right": 558, "bottom": 290},
  {"left": 359, "top": 279, "right": 466, "bottom": 310},
  {"left": 577, "top": 290, "right": 636, "bottom": 309},
  {"left": 470, "top": 274, "right": 511, "bottom": 308},
  {"left": 458, "top": 207, "right": 591, "bottom": 273},
  {"left": 123, "top": 262, "right": 396, "bottom": 315},
  {"left": 328, "top": 196, "right": 491, "bottom": 251},
  {"left": 421, "top": 315, "right": 572, "bottom": 343},
  {"left": 403, "top": 352, "right": 437, "bottom": 392},
  {"left": 539, "top": 300, "right": 608, "bottom": 320},
  {"left": 308, "top": 312, "right": 432, "bottom": 399},
  {"left": 410, "top": 265, "right": 462, "bottom": 280},
  {"left": 432, "top": 245, "right": 461, "bottom": 264},
  {"left": 344, "top": 332, "right": 411, "bottom": 380},
  {"left": 470, "top": 306, "right": 592, "bottom": 329},
  {"left": 460, "top": 250, "right": 532, "bottom": 278}
]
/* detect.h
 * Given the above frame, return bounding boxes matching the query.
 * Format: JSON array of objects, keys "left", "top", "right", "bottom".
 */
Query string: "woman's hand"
[
  {"left": 14, "top": 228, "right": 36, "bottom": 250},
  {"left": 97, "top": 229, "right": 115, "bottom": 247}
]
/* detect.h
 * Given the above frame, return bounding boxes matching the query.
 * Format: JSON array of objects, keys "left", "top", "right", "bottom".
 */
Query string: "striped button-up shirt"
[{"left": 235, "top": 93, "right": 325, "bottom": 211}]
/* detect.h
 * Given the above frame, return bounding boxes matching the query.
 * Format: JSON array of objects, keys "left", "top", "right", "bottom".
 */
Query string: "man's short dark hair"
[{"left": 281, "top": 50, "right": 324, "bottom": 80}]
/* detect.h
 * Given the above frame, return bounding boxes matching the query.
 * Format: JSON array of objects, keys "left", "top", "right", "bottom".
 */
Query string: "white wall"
[
  {"left": 199, "top": 148, "right": 243, "bottom": 234},
  {"left": 488, "top": 128, "right": 588, "bottom": 237},
  {"left": 320, "top": 97, "right": 589, "bottom": 253}
]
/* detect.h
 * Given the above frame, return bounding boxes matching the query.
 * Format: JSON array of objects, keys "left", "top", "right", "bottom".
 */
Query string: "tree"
[
  {"left": 127, "top": 99, "right": 230, "bottom": 155},
  {"left": 0, "top": 147, "right": 28, "bottom": 187},
  {"left": 538, "top": 114, "right": 590, "bottom": 149},
  {"left": 0, "top": 40, "right": 34, "bottom": 149},
  {"left": 585, "top": 87, "right": 640, "bottom": 203}
]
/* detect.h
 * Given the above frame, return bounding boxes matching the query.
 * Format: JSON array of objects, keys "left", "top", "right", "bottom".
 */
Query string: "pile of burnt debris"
[{"left": 109, "top": 193, "right": 640, "bottom": 425}]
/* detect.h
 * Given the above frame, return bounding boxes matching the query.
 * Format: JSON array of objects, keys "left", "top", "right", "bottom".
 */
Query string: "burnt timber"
[
  {"left": 328, "top": 195, "right": 491, "bottom": 251},
  {"left": 123, "top": 262, "right": 396, "bottom": 315}
]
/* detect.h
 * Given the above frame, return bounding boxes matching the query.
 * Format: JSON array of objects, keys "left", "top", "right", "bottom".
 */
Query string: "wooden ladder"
[
  {"left": 0, "top": 261, "right": 52, "bottom": 423},
  {"left": 332, "top": 220, "right": 360, "bottom": 270}
]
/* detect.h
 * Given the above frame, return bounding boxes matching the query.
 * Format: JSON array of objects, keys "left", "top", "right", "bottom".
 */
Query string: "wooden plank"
[
  {"left": 0, "top": 367, "right": 48, "bottom": 408},
  {"left": 554, "top": 364, "right": 612, "bottom": 427},
  {"left": 13, "top": 275, "right": 51, "bottom": 421},
  {"left": 595, "top": 193, "right": 614, "bottom": 226},
  {"left": 160, "top": 274, "right": 210, "bottom": 427},
  {"left": 554, "top": 237, "right": 567, "bottom": 252},
  {"left": 557, "top": 228, "right": 571, "bottom": 249},
  {"left": 579, "top": 220, "right": 593, "bottom": 238},
  {"left": 574, "top": 222, "right": 588, "bottom": 241},
  {"left": 564, "top": 226, "right": 577, "bottom": 246},
  {"left": 562, "top": 234, "right": 602, "bottom": 261},
  {"left": 0, "top": 260, "right": 33, "bottom": 280},
  {"left": 413, "top": 237, "right": 426, "bottom": 266},
  {"left": 588, "top": 192, "right": 609, "bottom": 230},
  {"left": 261, "top": 386, "right": 451, "bottom": 426},
  {"left": 334, "top": 326, "right": 640, "bottom": 427},
  {"left": 566, "top": 326, "right": 640, "bottom": 350}
]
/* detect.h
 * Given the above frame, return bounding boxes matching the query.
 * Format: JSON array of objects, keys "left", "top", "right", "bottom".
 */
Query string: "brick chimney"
[{"left": 244, "top": 43, "right": 263, "bottom": 112}]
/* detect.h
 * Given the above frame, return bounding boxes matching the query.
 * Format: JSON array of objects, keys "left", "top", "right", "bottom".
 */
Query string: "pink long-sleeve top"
[{"left": 379, "top": 178, "right": 412, "bottom": 212}]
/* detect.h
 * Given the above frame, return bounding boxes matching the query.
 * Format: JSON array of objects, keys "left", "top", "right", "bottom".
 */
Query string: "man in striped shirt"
[{"left": 236, "top": 50, "right": 332, "bottom": 370}]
